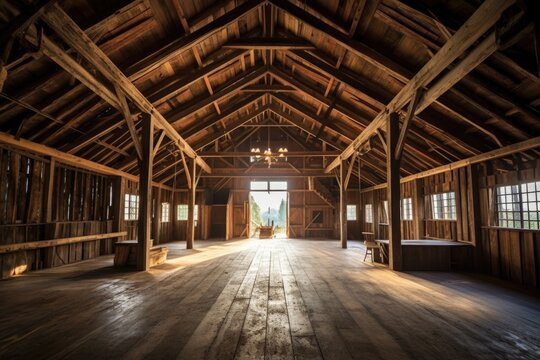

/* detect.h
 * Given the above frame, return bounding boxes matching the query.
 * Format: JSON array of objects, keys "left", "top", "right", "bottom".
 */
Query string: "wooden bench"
[{"left": 114, "top": 240, "right": 168, "bottom": 268}]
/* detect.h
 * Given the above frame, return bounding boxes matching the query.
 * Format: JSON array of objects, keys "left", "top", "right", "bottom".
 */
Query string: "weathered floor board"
[{"left": 1, "top": 238, "right": 539, "bottom": 360}]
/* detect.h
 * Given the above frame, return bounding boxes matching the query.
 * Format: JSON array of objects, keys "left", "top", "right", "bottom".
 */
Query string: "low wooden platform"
[
  {"left": 376, "top": 239, "right": 473, "bottom": 271},
  {"left": 1, "top": 239, "right": 539, "bottom": 359},
  {"left": 114, "top": 240, "right": 168, "bottom": 268}
]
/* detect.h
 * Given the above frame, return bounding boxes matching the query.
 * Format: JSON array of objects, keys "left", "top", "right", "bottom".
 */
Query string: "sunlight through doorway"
[{"left": 250, "top": 181, "right": 288, "bottom": 238}]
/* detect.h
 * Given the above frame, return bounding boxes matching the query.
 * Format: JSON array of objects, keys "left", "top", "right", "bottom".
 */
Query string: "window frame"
[
  {"left": 161, "top": 202, "right": 170, "bottom": 223},
  {"left": 429, "top": 192, "right": 457, "bottom": 221},
  {"left": 176, "top": 204, "right": 199, "bottom": 222},
  {"left": 495, "top": 181, "right": 540, "bottom": 230},
  {"left": 346, "top": 205, "right": 357, "bottom": 221},
  {"left": 124, "top": 193, "right": 139, "bottom": 221},
  {"left": 401, "top": 197, "right": 413, "bottom": 221},
  {"left": 365, "top": 204, "right": 373, "bottom": 224}
]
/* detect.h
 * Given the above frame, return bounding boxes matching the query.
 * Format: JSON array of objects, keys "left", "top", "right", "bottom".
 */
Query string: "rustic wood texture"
[{"left": 1, "top": 238, "right": 539, "bottom": 359}]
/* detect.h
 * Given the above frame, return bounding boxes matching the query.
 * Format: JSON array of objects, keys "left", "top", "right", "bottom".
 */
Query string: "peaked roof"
[{"left": 0, "top": 0, "right": 538, "bottom": 187}]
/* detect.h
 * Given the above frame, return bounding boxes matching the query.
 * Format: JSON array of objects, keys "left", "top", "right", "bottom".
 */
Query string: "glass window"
[
  {"left": 402, "top": 198, "right": 413, "bottom": 220},
  {"left": 177, "top": 204, "right": 188, "bottom": 221},
  {"left": 383, "top": 200, "right": 388, "bottom": 223},
  {"left": 250, "top": 181, "right": 268, "bottom": 190},
  {"left": 430, "top": 192, "right": 456, "bottom": 220},
  {"left": 177, "top": 204, "right": 199, "bottom": 221},
  {"left": 161, "top": 202, "right": 170, "bottom": 223},
  {"left": 124, "top": 194, "right": 139, "bottom": 220},
  {"left": 365, "top": 204, "right": 373, "bottom": 223},
  {"left": 269, "top": 181, "right": 287, "bottom": 190},
  {"left": 496, "top": 181, "right": 539, "bottom": 230},
  {"left": 346, "top": 205, "right": 357, "bottom": 221}
]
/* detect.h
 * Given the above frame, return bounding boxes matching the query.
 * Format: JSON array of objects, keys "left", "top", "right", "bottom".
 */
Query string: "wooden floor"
[{"left": 1, "top": 239, "right": 539, "bottom": 360}]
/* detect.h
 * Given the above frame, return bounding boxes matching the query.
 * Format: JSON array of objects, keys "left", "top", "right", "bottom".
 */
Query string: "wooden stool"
[
  {"left": 364, "top": 241, "right": 378, "bottom": 262},
  {"left": 361, "top": 231, "right": 376, "bottom": 262}
]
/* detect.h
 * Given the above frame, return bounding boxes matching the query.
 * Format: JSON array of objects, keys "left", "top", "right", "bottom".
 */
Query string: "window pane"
[
  {"left": 346, "top": 205, "right": 357, "bottom": 221},
  {"left": 250, "top": 181, "right": 268, "bottom": 190},
  {"left": 269, "top": 181, "right": 287, "bottom": 190}
]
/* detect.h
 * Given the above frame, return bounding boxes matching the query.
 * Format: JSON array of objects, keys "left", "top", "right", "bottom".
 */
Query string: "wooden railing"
[
  {"left": 0, "top": 231, "right": 127, "bottom": 254},
  {"left": 308, "top": 177, "right": 335, "bottom": 208}
]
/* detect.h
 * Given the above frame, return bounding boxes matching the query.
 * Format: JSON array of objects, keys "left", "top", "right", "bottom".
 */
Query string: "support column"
[
  {"left": 137, "top": 113, "right": 153, "bottom": 271},
  {"left": 340, "top": 158, "right": 347, "bottom": 249},
  {"left": 153, "top": 187, "right": 162, "bottom": 245},
  {"left": 42, "top": 157, "right": 56, "bottom": 268},
  {"left": 186, "top": 159, "right": 197, "bottom": 249},
  {"left": 412, "top": 179, "right": 425, "bottom": 240},
  {"left": 387, "top": 112, "right": 402, "bottom": 270}
]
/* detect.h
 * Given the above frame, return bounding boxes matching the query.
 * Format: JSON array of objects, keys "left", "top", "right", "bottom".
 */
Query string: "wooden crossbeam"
[
  {"left": 395, "top": 89, "right": 423, "bottom": 160},
  {"left": 362, "top": 136, "right": 540, "bottom": 192},
  {"left": 41, "top": 4, "right": 211, "bottom": 173},
  {"left": 223, "top": 37, "right": 315, "bottom": 49},
  {"left": 115, "top": 85, "right": 143, "bottom": 160},
  {"left": 126, "top": 0, "right": 265, "bottom": 80},
  {"left": 323, "top": 0, "right": 516, "bottom": 173},
  {"left": 200, "top": 151, "right": 340, "bottom": 157},
  {"left": 0, "top": 131, "right": 172, "bottom": 190}
]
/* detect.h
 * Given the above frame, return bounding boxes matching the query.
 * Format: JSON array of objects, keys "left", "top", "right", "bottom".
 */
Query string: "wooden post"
[
  {"left": 387, "top": 112, "right": 402, "bottom": 270},
  {"left": 186, "top": 159, "right": 196, "bottom": 249},
  {"left": 467, "top": 164, "right": 481, "bottom": 246},
  {"left": 111, "top": 176, "right": 125, "bottom": 234},
  {"left": 137, "top": 113, "right": 153, "bottom": 271},
  {"left": 42, "top": 158, "right": 56, "bottom": 223},
  {"left": 340, "top": 158, "right": 347, "bottom": 249},
  {"left": 412, "top": 178, "right": 425, "bottom": 240},
  {"left": 153, "top": 187, "right": 162, "bottom": 245}
]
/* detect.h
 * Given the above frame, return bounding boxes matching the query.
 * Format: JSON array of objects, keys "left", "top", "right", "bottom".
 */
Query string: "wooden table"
[{"left": 375, "top": 239, "right": 473, "bottom": 271}]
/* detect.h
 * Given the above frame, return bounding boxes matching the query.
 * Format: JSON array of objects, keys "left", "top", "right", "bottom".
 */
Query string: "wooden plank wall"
[
  {"left": 354, "top": 158, "right": 540, "bottom": 289},
  {"left": 172, "top": 191, "right": 208, "bottom": 241},
  {"left": 0, "top": 148, "right": 116, "bottom": 278},
  {"left": 476, "top": 160, "right": 540, "bottom": 289}
]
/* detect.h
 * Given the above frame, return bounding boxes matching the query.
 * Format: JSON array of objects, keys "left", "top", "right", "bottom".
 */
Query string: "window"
[
  {"left": 365, "top": 204, "right": 373, "bottom": 223},
  {"left": 250, "top": 181, "right": 287, "bottom": 191},
  {"left": 124, "top": 194, "right": 139, "bottom": 220},
  {"left": 161, "top": 202, "right": 170, "bottom": 223},
  {"left": 430, "top": 192, "right": 456, "bottom": 220},
  {"left": 177, "top": 204, "right": 188, "bottom": 220},
  {"left": 383, "top": 200, "right": 388, "bottom": 223},
  {"left": 177, "top": 204, "right": 199, "bottom": 221},
  {"left": 346, "top": 205, "right": 357, "bottom": 221},
  {"left": 402, "top": 198, "right": 413, "bottom": 220},
  {"left": 496, "top": 181, "right": 539, "bottom": 230}
]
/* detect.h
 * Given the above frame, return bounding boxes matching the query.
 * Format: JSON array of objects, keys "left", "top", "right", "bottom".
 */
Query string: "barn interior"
[{"left": 0, "top": 0, "right": 540, "bottom": 358}]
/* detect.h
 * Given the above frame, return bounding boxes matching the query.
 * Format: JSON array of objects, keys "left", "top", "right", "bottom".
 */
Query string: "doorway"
[{"left": 249, "top": 181, "right": 288, "bottom": 238}]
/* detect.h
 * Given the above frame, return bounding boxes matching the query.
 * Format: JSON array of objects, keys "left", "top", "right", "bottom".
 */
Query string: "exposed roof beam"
[
  {"left": 0, "top": 131, "right": 172, "bottom": 189},
  {"left": 362, "top": 136, "right": 540, "bottom": 192},
  {"left": 323, "top": 0, "right": 516, "bottom": 172},
  {"left": 125, "top": 0, "right": 265, "bottom": 80},
  {"left": 223, "top": 37, "right": 315, "bottom": 50},
  {"left": 200, "top": 151, "right": 340, "bottom": 157},
  {"left": 41, "top": 4, "right": 211, "bottom": 173}
]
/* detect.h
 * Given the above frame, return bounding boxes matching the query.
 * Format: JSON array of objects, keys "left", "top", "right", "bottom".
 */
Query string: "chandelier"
[{"left": 250, "top": 147, "right": 288, "bottom": 167}]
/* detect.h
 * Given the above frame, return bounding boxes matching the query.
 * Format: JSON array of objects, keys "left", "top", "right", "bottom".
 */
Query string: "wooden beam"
[
  {"left": 223, "top": 37, "right": 315, "bottom": 49},
  {"left": 240, "top": 84, "right": 296, "bottom": 92},
  {"left": 23, "top": 26, "right": 120, "bottom": 109},
  {"left": 41, "top": 5, "right": 211, "bottom": 173},
  {"left": 0, "top": 232, "right": 127, "bottom": 254},
  {"left": 324, "top": 0, "right": 515, "bottom": 173},
  {"left": 153, "top": 130, "right": 166, "bottom": 157},
  {"left": 42, "top": 157, "right": 56, "bottom": 223},
  {"left": 412, "top": 179, "right": 424, "bottom": 240},
  {"left": 395, "top": 89, "right": 423, "bottom": 160},
  {"left": 115, "top": 85, "right": 143, "bottom": 160},
  {"left": 180, "top": 150, "right": 191, "bottom": 190},
  {"left": 340, "top": 158, "right": 347, "bottom": 249},
  {"left": 199, "top": 151, "right": 340, "bottom": 157},
  {"left": 186, "top": 159, "right": 196, "bottom": 249},
  {"left": 387, "top": 112, "right": 402, "bottom": 271},
  {"left": 137, "top": 113, "right": 153, "bottom": 271},
  {"left": 362, "top": 136, "right": 540, "bottom": 192},
  {"left": 344, "top": 151, "right": 358, "bottom": 189},
  {"left": 125, "top": 0, "right": 265, "bottom": 80},
  {"left": 0, "top": 131, "right": 172, "bottom": 189}
]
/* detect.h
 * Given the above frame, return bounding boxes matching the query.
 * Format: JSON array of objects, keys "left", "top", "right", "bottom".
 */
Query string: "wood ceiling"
[{"left": 0, "top": 0, "right": 538, "bottom": 188}]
